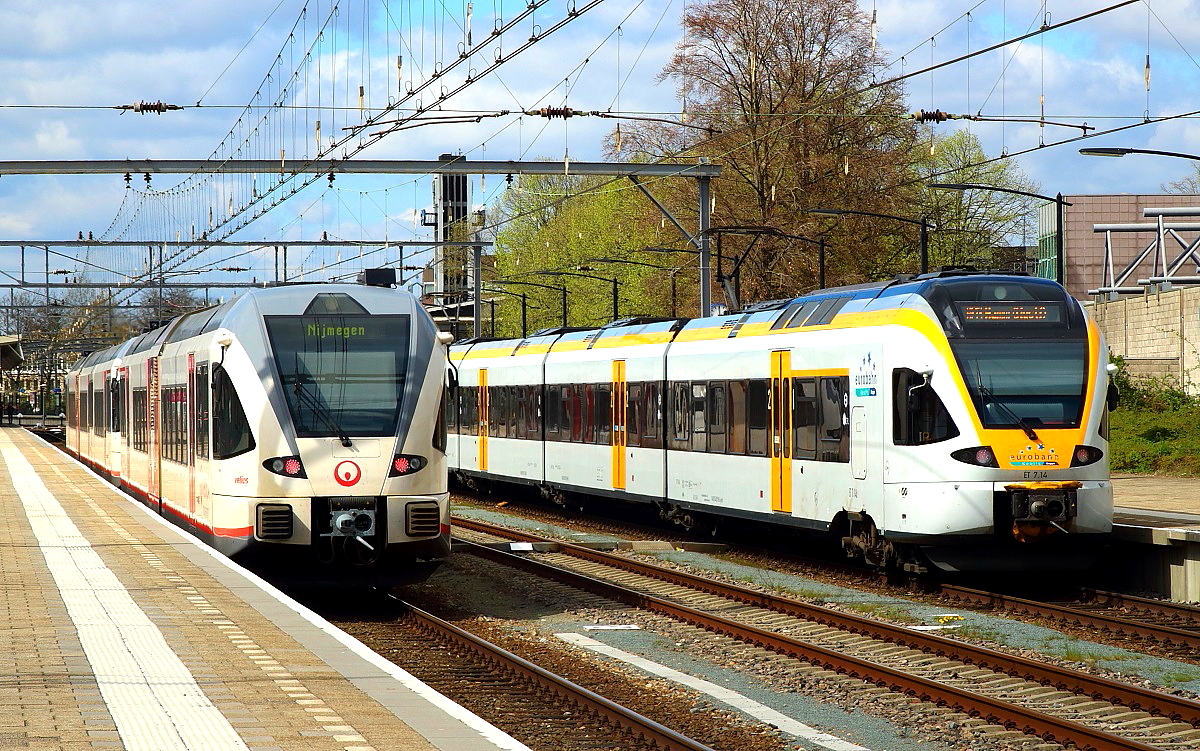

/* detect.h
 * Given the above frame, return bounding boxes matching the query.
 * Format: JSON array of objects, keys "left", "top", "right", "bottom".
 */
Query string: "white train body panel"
[{"left": 66, "top": 283, "right": 451, "bottom": 571}]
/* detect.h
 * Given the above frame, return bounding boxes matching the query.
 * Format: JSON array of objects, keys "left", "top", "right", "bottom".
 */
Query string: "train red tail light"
[
  {"left": 263, "top": 455, "right": 307, "bottom": 478},
  {"left": 950, "top": 446, "right": 999, "bottom": 467},
  {"left": 389, "top": 454, "right": 427, "bottom": 477},
  {"left": 1069, "top": 445, "right": 1104, "bottom": 467}
]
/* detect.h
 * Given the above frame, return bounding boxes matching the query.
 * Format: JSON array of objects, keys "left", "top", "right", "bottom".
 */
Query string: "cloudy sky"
[{"left": 0, "top": 0, "right": 1196, "bottom": 287}]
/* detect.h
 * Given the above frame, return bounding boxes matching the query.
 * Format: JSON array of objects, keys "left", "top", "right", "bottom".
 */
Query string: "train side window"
[
  {"left": 892, "top": 368, "right": 959, "bottom": 445},
  {"left": 642, "top": 382, "right": 663, "bottom": 449},
  {"left": 580, "top": 384, "right": 593, "bottom": 444},
  {"left": 81, "top": 381, "right": 91, "bottom": 433},
  {"left": 668, "top": 382, "right": 691, "bottom": 449},
  {"left": 195, "top": 363, "right": 209, "bottom": 459},
  {"left": 728, "top": 381, "right": 747, "bottom": 454},
  {"left": 626, "top": 383, "right": 643, "bottom": 448},
  {"left": 488, "top": 386, "right": 501, "bottom": 438},
  {"left": 131, "top": 388, "right": 147, "bottom": 452},
  {"left": 545, "top": 385, "right": 561, "bottom": 440},
  {"left": 708, "top": 382, "right": 727, "bottom": 453},
  {"left": 596, "top": 384, "right": 611, "bottom": 445},
  {"left": 568, "top": 385, "right": 583, "bottom": 442},
  {"left": 211, "top": 365, "right": 256, "bottom": 459},
  {"left": 690, "top": 383, "right": 707, "bottom": 452},
  {"left": 792, "top": 378, "right": 818, "bottom": 460},
  {"left": 529, "top": 385, "right": 543, "bottom": 441},
  {"left": 819, "top": 376, "right": 849, "bottom": 462},
  {"left": 96, "top": 378, "right": 109, "bottom": 438},
  {"left": 746, "top": 379, "right": 769, "bottom": 456}
]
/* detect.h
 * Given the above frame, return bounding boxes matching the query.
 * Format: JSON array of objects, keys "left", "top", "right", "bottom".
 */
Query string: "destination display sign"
[{"left": 957, "top": 301, "right": 1064, "bottom": 324}]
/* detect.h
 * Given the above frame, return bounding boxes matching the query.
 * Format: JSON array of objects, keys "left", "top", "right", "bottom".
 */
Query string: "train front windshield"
[
  {"left": 266, "top": 315, "right": 411, "bottom": 437},
  {"left": 925, "top": 278, "right": 1090, "bottom": 431},
  {"left": 952, "top": 341, "right": 1087, "bottom": 428}
]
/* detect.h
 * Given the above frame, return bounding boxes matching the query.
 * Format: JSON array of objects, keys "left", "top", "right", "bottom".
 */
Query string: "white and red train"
[
  {"left": 449, "top": 270, "right": 1115, "bottom": 573},
  {"left": 65, "top": 282, "right": 452, "bottom": 571}
]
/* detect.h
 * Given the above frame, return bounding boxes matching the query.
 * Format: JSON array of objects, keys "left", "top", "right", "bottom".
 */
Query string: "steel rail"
[
  {"left": 456, "top": 536, "right": 1165, "bottom": 751},
  {"left": 453, "top": 517, "right": 1200, "bottom": 729},
  {"left": 941, "top": 585, "right": 1200, "bottom": 650},
  {"left": 398, "top": 598, "right": 716, "bottom": 751}
]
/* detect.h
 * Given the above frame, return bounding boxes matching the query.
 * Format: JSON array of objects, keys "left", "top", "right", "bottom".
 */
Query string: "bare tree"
[{"left": 613, "top": 0, "right": 922, "bottom": 301}]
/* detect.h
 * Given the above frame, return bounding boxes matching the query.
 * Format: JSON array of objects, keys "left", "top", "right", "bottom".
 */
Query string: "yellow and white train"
[{"left": 449, "top": 270, "right": 1115, "bottom": 572}]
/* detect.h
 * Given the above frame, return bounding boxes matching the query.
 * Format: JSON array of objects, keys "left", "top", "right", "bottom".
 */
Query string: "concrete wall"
[{"left": 1091, "top": 286, "right": 1200, "bottom": 392}]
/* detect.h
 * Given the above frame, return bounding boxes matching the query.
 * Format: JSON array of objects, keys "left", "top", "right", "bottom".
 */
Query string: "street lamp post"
[
  {"left": 927, "top": 183, "right": 1073, "bottom": 285},
  {"left": 491, "top": 279, "right": 567, "bottom": 328},
  {"left": 481, "top": 288, "right": 529, "bottom": 337},
  {"left": 1079, "top": 147, "right": 1200, "bottom": 162},
  {"left": 530, "top": 270, "right": 619, "bottom": 322},
  {"left": 585, "top": 257, "right": 689, "bottom": 317},
  {"left": 808, "top": 208, "right": 930, "bottom": 274}
]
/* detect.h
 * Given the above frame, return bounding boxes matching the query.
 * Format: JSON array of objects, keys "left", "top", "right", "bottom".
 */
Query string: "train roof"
[{"left": 447, "top": 270, "right": 1077, "bottom": 358}]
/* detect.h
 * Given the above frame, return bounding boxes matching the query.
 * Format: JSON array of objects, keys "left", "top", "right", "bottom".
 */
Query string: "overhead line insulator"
[{"left": 115, "top": 100, "right": 184, "bottom": 115}]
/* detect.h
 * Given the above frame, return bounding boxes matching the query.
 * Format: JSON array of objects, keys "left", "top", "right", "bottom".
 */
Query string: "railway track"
[
  {"left": 453, "top": 515, "right": 1200, "bottom": 751},
  {"left": 389, "top": 598, "right": 716, "bottom": 751},
  {"left": 940, "top": 586, "right": 1200, "bottom": 653}
]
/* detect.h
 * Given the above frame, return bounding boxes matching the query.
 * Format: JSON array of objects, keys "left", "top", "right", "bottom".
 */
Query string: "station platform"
[
  {"left": 1107, "top": 475, "right": 1200, "bottom": 601},
  {"left": 0, "top": 428, "right": 527, "bottom": 751}
]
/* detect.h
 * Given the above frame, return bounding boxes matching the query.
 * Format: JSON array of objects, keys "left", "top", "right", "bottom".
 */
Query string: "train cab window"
[
  {"left": 746, "top": 379, "right": 769, "bottom": 456},
  {"left": 819, "top": 377, "right": 849, "bottom": 462},
  {"left": 792, "top": 378, "right": 818, "bottom": 460},
  {"left": 708, "top": 382, "right": 727, "bottom": 453},
  {"left": 212, "top": 364, "right": 255, "bottom": 459},
  {"left": 596, "top": 384, "right": 611, "bottom": 444},
  {"left": 892, "top": 368, "right": 959, "bottom": 445},
  {"left": 728, "top": 381, "right": 748, "bottom": 454},
  {"left": 690, "top": 383, "right": 707, "bottom": 451}
]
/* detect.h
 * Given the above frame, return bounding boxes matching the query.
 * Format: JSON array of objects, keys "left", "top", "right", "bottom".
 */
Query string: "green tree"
[
  {"left": 488, "top": 173, "right": 694, "bottom": 333},
  {"left": 918, "top": 129, "right": 1043, "bottom": 270}
]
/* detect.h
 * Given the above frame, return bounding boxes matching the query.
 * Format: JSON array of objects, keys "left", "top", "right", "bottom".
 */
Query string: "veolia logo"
[{"left": 334, "top": 460, "right": 362, "bottom": 487}]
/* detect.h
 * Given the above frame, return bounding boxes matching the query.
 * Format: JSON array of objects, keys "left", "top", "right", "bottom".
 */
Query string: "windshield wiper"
[
  {"left": 978, "top": 381, "right": 1039, "bottom": 441},
  {"left": 292, "top": 376, "right": 353, "bottom": 447}
]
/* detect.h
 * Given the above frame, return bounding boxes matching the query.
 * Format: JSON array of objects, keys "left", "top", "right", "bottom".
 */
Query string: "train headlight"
[
  {"left": 263, "top": 455, "right": 307, "bottom": 478},
  {"left": 1069, "top": 445, "right": 1104, "bottom": 467},
  {"left": 389, "top": 454, "right": 427, "bottom": 477},
  {"left": 950, "top": 446, "right": 999, "bottom": 467}
]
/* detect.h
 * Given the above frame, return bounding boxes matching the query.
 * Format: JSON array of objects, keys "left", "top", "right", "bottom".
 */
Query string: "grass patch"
[
  {"left": 841, "top": 603, "right": 921, "bottom": 624},
  {"left": 1108, "top": 359, "right": 1200, "bottom": 475}
]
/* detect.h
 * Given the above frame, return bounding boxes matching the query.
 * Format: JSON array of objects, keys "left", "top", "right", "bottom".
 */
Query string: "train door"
[
  {"left": 770, "top": 350, "right": 793, "bottom": 513},
  {"left": 850, "top": 406, "right": 867, "bottom": 480},
  {"left": 120, "top": 367, "right": 131, "bottom": 484},
  {"left": 186, "top": 353, "right": 197, "bottom": 522},
  {"left": 611, "top": 360, "right": 627, "bottom": 490},
  {"left": 147, "top": 357, "right": 161, "bottom": 509},
  {"left": 477, "top": 369, "right": 489, "bottom": 472}
]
